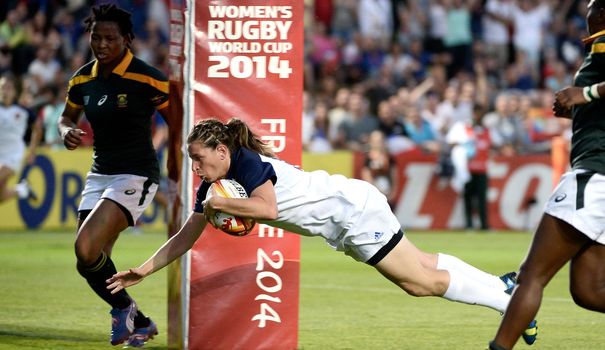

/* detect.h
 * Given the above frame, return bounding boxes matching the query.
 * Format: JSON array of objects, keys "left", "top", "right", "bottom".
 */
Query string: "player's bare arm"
[
  {"left": 58, "top": 104, "right": 86, "bottom": 150},
  {"left": 107, "top": 211, "right": 207, "bottom": 294},
  {"left": 205, "top": 179, "right": 277, "bottom": 220}
]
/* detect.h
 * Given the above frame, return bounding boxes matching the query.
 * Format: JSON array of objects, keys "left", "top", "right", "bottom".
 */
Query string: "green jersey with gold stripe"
[
  {"left": 66, "top": 50, "right": 169, "bottom": 183},
  {"left": 571, "top": 33, "right": 605, "bottom": 174}
]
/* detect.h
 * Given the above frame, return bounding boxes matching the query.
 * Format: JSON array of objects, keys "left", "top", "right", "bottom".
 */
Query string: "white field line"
[{"left": 301, "top": 284, "right": 572, "bottom": 303}]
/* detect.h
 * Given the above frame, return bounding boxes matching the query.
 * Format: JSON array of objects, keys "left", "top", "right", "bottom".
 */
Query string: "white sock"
[
  {"left": 14, "top": 181, "right": 29, "bottom": 199},
  {"left": 442, "top": 269, "right": 510, "bottom": 313},
  {"left": 437, "top": 253, "right": 506, "bottom": 290}
]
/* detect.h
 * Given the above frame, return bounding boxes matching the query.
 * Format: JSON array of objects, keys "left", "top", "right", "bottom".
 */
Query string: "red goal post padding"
[{"left": 169, "top": 1, "right": 304, "bottom": 349}]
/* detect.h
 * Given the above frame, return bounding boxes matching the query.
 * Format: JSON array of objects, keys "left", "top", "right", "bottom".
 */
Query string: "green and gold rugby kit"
[
  {"left": 66, "top": 50, "right": 169, "bottom": 183},
  {"left": 571, "top": 31, "right": 605, "bottom": 174}
]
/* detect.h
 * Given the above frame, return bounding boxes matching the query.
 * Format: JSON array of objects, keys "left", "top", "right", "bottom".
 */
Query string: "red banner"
[
  {"left": 188, "top": 2, "right": 302, "bottom": 349},
  {"left": 355, "top": 150, "right": 553, "bottom": 231}
]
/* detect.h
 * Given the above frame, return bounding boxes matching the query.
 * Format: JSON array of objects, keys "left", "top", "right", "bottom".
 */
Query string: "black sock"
[
  {"left": 488, "top": 341, "right": 509, "bottom": 350},
  {"left": 77, "top": 252, "right": 132, "bottom": 310},
  {"left": 134, "top": 310, "right": 151, "bottom": 328}
]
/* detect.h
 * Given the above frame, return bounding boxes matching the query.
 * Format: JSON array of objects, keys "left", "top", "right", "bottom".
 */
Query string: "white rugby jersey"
[
  {"left": 194, "top": 147, "right": 389, "bottom": 241},
  {"left": 0, "top": 104, "right": 29, "bottom": 154}
]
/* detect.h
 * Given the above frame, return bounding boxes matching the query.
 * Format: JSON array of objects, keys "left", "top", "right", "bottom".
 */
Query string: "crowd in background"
[
  {"left": 302, "top": 0, "right": 580, "bottom": 157},
  {"left": 0, "top": 0, "right": 581, "bottom": 153}
]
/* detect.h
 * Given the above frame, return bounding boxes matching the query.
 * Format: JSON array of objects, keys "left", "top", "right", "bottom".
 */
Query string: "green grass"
[{"left": 0, "top": 230, "right": 603, "bottom": 349}]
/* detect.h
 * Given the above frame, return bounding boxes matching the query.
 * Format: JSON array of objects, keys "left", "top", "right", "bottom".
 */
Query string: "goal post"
[{"left": 167, "top": 1, "right": 303, "bottom": 349}]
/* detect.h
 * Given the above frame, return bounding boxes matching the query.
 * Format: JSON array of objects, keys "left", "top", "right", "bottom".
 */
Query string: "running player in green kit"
[
  {"left": 490, "top": 1, "right": 605, "bottom": 349},
  {"left": 58, "top": 4, "right": 170, "bottom": 347}
]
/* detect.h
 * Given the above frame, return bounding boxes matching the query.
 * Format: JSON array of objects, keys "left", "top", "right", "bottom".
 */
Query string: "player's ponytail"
[
  {"left": 225, "top": 118, "right": 275, "bottom": 158},
  {"left": 187, "top": 118, "right": 275, "bottom": 158}
]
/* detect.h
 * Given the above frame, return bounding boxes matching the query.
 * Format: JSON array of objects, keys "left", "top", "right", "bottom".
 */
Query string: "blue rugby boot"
[
  {"left": 499, "top": 271, "right": 517, "bottom": 295},
  {"left": 522, "top": 319, "right": 538, "bottom": 345},
  {"left": 110, "top": 301, "right": 137, "bottom": 345},
  {"left": 126, "top": 319, "right": 158, "bottom": 348},
  {"left": 499, "top": 272, "right": 538, "bottom": 345}
]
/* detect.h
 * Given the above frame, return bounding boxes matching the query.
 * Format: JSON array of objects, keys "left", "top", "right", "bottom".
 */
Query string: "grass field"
[{"left": 0, "top": 230, "right": 603, "bottom": 350}]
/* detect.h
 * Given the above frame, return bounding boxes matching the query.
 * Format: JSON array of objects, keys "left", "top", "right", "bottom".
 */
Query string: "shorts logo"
[
  {"left": 374, "top": 232, "right": 384, "bottom": 240},
  {"left": 554, "top": 194, "right": 567, "bottom": 202},
  {"left": 124, "top": 189, "right": 136, "bottom": 195},
  {"left": 98, "top": 95, "right": 108, "bottom": 106},
  {"left": 117, "top": 94, "right": 127, "bottom": 108}
]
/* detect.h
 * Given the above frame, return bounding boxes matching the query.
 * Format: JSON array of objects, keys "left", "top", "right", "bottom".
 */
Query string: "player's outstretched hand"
[{"left": 106, "top": 268, "right": 145, "bottom": 294}]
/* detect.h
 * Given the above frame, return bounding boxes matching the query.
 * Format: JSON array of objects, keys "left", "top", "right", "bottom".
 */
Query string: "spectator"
[
  {"left": 403, "top": 103, "right": 440, "bottom": 154},
  {"left": 445, "top": 117, "right": 473, "bottom": 193},
  {"left": 543, "top": 49, "right": 573, "bottom": 92},
  {"left": 482, "top": 0, "right": 514, "bottom": 70},
  {"left": 27, "top": 43, "right": 61, "bottom": 89},
  {"left": 443, "top": 0, "right": 474, "bottom": 78},
  {"left": 383, "top": 41, "right": 417, "bottom": 87},
  {"left": 425, "top": 0, "right": 448, "bottom": 55},
  {"left": 23, "top": 10, "right": 48, "bottom": 48},
  {"left": 328, "top": 86, "right": 351, "bottom": 142},
  {"left": 463, "top": 105, "right": 492, "bottom": 231},
  {"left": 331, "top": 0, "right": 357, "bottom": 42},
  {"left": 335, "top": 91, "right": 379, "bottom": 151},
  {"left": 433, "top": 82, "right": 472, "bottom": 139},
  {"left": 357, "top": 0, "right": 393, "bottom": 50},
  {"left": 37, "top": 84, "right": 66, "bottom": 149},
  {"left": 360, "top": 129, "right": 399, "bottom": 208},
  {"left": 309, "top": 21, "right": 340, "bottom": 80},
  {"left": 0, "top": 7, "right": 34, "bottom": 74},
  {"left": 394, "top": 1, "right": 426, "bottom": 50},
  {"left": 359, "top": 36, "right": 386, "bottom": 79},
  {"left": 301, "top": 90, "right": 315, "bottom": 150},
  {"left": 0, "top": 45, "right": 11, "bottom": 75},
  {"left": 509, "top": 0, "right": 552, "bottom": 81},
  {"left": 376, "top": 99, "right": 413, "bottom": 154},
  {"left": 484, "top": 92, "right": 526, "bottom": 156}
]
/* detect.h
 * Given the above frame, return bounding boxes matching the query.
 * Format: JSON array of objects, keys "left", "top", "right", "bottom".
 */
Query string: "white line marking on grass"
[{"left": 303, "top": 284, "right": 576, "bottom": 303}]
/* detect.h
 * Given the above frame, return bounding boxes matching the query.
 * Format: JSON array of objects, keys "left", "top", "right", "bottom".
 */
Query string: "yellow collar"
[
  {"left": 91, "top": 49, "right": 134, "bottom": 78},
  {"left": 583, "top": 29, "right": 605, "bottom": 44}
]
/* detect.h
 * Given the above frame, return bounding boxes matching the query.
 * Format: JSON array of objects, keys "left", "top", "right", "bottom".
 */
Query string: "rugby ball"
[{"left": 206, "top": 179, "right": 256, "bottom": 236}]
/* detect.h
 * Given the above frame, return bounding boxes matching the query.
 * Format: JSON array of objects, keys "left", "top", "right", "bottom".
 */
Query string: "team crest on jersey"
[{"left": 117, "top": 94, "right": 128, "bottom": 108}]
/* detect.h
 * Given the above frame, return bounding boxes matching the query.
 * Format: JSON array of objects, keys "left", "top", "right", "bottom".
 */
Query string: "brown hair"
[{"left": 187, "top": 118, "right": 275, "bottom": 158}]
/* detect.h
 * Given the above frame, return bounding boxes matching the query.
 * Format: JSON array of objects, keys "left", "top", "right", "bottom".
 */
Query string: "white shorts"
[
  {"left": 328, "top": 185, "right": 403, "bottom": 264},
  {"left": 79, "top": 172, "right": 158, "bottom": 226},
  {"left": 0, "top": 142, "right": 25, "bottom": 172},
  {"left": 545, "top": 169, "right": 605, "bottom": 244}
]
